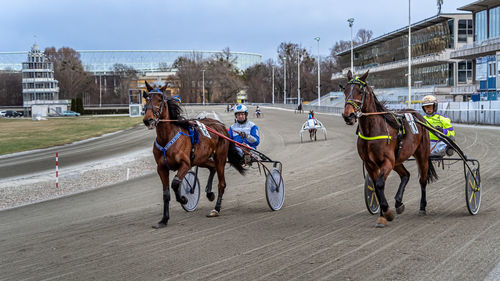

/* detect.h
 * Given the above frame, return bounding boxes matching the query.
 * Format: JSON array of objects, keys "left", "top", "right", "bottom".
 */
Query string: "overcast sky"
[{"left": 1, "top": 0, "right": 473, "bottom": 61}]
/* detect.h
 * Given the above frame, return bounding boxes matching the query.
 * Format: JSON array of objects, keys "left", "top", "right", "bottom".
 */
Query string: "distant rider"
[
  {"left": 422, "top": 95, "right": 455, "bottom": 156},
  {"left": 306, "top": 110, "right": 317, "bottom": 131},
  {"left": 228, "top": 104, "right": 260, "bottom": 164},
  {"left": 255, "top": 106, "right": 261, "bottom": 117}
]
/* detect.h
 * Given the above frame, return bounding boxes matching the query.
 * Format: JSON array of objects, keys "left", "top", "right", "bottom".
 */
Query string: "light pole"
[
  {"left": 348, "top": 18, "right": 355, "bottom": 74},
  {"left": 408, "top": 0, "right": 412, "bottom": 108},
  {"left": 283, "top": 57, "right": 287, "bottom": 104},
  {"left": 272, "top": 66, "right": 275, "bottom": 104},
  {"left": 202, "top": 69, "right": 206, "bottom": 105},
  {"left": 99, "top": 74, "right": 102, "bottom": 107},
  {"left": 297, "top": 50, "right": 301, "bottom": 106},
  {"left": 314, "top": 37, "right": 321, "bottom": 106}
]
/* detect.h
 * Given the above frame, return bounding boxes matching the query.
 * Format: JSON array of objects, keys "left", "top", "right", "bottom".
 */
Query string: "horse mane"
[
  {"left": 165, "top": 98, "right": 191, "bottom": 129},
  {"left": 165, "top": 98, "right": 227, "bottom": 130},
  {"left": 367, "top": 86, "right": 401, "bottom": 130}
]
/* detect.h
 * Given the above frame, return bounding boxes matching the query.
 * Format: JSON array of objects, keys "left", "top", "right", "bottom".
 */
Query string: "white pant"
[
  {"left": 235, "top": 146, "right": 244, "bottom": 157},
  {"left": 430, "top": 141, "right": 447, "bottom": 156}
]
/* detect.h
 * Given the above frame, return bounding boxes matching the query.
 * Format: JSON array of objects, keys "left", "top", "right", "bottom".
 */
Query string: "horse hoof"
[
  {"left": 152, "top": 222, "right": 167, "bottom": 229},
  {"left": 179, "top": 196, "right": 188, "bottom": 205},
  {"left": 206, "top": 192, "right": 215, "bottom": 202},
  {"left": 384, "top": 209, "right": 395, "bottom": 221},
  {"left": 396, "top": 204, "right": 405, "bottom": 214},
  {"left": 376, "top": 216, "right": 387, "bottom": 228},
  {"left": 419, "top": 210, "right": 427, "bottom": 216},
  {"left": 206, "top": 210, "right": 219, "bottom": 217}
]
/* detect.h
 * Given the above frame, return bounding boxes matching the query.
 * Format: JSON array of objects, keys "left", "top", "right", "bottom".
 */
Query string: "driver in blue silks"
[{"left": 228, "top": 104, "right": 260, "bottom": 164}]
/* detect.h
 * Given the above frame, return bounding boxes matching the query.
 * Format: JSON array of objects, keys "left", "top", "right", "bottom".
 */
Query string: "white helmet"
[
  {"left": 422, "top": 95, "right": 437, "bottom": 106},
  {"left": 422, "top": 95, "right": 437, "bottom": 114},
  {"left": 234, "top": 104, "right": 248, "bottom": 123},
  {"left": 234, "top": 104, "right": 248, "bottom": 114}
]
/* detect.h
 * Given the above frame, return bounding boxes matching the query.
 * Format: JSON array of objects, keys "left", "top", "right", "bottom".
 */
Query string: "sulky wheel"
[
  {"left": 265, "top": 168, "right": 285, "bottom": 211},
  {"left": 465, "top": 167, "right": 481, "bottom": 215},
  {"left": 364, "top": 175, "right": 380, "bottom": 215},
  {"left": 180, "top": 170, "right": 200, "bottom": 212}
]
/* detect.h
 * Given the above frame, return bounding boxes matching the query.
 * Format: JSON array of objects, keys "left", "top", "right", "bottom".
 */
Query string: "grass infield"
[{"left": 0, "top": 116, "right": 142, "bottom": 155}]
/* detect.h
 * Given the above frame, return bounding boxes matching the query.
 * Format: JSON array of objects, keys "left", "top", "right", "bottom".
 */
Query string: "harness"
[
  {"left": 145, "top": 89, "right": 200, "bottom": 170},
  {"left": 346, "top": 77, "right": 412, "bottom": 159},
  {"left": 154, "top": 127, "right": 199, "bottom": 170}
]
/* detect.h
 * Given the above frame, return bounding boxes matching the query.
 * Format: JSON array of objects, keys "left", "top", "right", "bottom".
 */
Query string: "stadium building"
[
  {"left": 331, "top": 13, "right": 474, "bottom": 103},
  {"left": 451, "top": 0, "right": 500, "bottom": 101}
]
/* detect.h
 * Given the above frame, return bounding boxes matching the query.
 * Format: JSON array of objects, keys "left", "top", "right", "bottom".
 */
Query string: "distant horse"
[
  {"left": 295, "top": 103, "right": 303, "bottom": 114},
  {"left": 341, "top": 70, "right": 438, "bottom": 227},
  {"left": 143, "top": 81, "right": 245, "bottom": 228}
]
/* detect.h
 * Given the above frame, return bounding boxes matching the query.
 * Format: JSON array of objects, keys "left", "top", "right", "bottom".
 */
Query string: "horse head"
[
  {"left": 142, "top": 81, "right": 168, "bottom": 129},
  {"left": 342, "top": 70, "right": 369, "bottom": 125}
]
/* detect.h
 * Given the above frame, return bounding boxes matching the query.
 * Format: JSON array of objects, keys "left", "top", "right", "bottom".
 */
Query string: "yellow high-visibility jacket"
[{"left": 424, "top": 113, "right": 455, "bottom": 141}]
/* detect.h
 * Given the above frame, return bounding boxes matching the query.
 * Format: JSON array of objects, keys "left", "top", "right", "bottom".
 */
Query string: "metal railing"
[{"left": 264, "top": 101, "right": 500, "bottom": 126}]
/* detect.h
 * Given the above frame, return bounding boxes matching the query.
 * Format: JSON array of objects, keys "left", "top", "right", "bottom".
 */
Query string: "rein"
[{"left": 346, "top": 77, "right": 394, "bottom": 141}]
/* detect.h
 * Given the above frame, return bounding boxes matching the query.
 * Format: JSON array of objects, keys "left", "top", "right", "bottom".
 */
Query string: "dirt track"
[{"left": 1, "top": 106, "right": 499, "bottom": 281}]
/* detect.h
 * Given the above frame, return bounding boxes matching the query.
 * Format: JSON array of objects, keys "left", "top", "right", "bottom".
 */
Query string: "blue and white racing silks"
[{"left": 228, "top": 121, "right": 260, "bottom": 149}]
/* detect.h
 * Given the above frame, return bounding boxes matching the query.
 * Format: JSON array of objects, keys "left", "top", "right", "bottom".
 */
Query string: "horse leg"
[
  {"left": 414, "top": 155, "right": 430, "bottom": 215},
  {"left": 171, "top": 164, "right": 190, "bottom": 205},
  {"left": 207, "top": 157, "right": 227, "bottom": 218},
  {"left": 153, "top": 166, "right": 170, "bottom": 229},
  {"left": 205, "top": 168, "right": 216, "bottom": 201},
  {"left": 393, "top": 164, "right": 410, "bottom": 214},
  {"left": 372, "top": 163, "right": 395, "bottom": 228}
]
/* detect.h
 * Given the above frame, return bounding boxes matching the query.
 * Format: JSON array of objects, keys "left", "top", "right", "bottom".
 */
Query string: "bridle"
[
  {"left": 344, "top": 76, "right": 368, "bottom": 118},
  {"left": 144, "top": 89, "right": 166, "bottom": 125}
]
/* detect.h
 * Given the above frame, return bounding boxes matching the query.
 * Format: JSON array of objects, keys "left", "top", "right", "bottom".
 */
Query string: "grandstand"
[{"left": 0, "top": 49, "right": 262, "bottom": 74}]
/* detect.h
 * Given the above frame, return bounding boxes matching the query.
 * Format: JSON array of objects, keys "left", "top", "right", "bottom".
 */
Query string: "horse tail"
[
  {"left": 427, "top": 158, "right": 439, "bottom": 183},
  {"left": 228, "top": 142, "right": 246, "bottom": 175}
]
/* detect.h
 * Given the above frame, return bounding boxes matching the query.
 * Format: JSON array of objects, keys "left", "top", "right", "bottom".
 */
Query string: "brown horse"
[
  {"left": 142, "top": 82, "right": 245, "bottom": 228},
  {"left": 341, "top": 70, "right": 438, "bottom": 227}
]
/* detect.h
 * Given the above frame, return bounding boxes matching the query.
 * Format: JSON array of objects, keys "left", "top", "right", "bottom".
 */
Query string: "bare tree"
[
  {"left": 44, "top": 47, "right": 94, "bottom": 100},
  {"left": 244, "top": 61, "right": 272, "bottom": 103},
  {"left": 112, "top": 64, "right": 138, "bottom": 104},
  {"left": 0, "top": 72, "right": 22, "bottom": 106},
  {"left": 356, "top": 29, "right": 373, "bottom": 44},
  {"left": 173, "top": 53, "right": 204, "bottom": 103}
]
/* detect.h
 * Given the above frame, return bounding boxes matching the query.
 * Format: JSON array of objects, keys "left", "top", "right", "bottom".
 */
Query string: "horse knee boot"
[{"left": 172, "top": 176, "right": 187, "bottom": 204}]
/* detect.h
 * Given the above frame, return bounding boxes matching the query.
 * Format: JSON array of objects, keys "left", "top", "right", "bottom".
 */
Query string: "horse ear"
[
  {"left": 360, "top": 70, "right": 369, "bottom": 82},
  {"left": 347, "top": 70, "right": 353, "bottom": 80},
  {"left": 159, "top": 84, "right": 167, "bottom": 93},
  {"left": 145, "top": 81, "right": 153, "bottom": 92},
  {"left": 142, "top": 90, "right": 148, "bottom": 99}
]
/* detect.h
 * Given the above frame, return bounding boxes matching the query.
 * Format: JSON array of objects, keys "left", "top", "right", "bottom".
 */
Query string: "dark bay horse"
[
  {"left": 142, "top": 82, "right": 245, "bottom": 228},
  {"left": 341, "top": 70, "right": 438, "bottom": 227}
]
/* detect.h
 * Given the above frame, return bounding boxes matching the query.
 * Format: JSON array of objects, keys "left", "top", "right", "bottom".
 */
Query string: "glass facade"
[
  {"left": 366, "top": 63, "right": 450, "bottom": 89},
  {"left": 475, "top": 10, "right": 487, "bottom": 42},
  {"left": 489, "top": 6, "right": 500, "bottom": 39},
  {"left": 338, "top": 21, "right": 452, "bottom": 68}
]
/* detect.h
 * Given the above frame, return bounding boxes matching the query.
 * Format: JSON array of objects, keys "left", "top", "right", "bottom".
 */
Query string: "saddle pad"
[
  {"left": 404, "top": 113, "right": 419, "bottom": 134},
  {"left": 196, "top": 120, "right": 211, "bottom": 139}
]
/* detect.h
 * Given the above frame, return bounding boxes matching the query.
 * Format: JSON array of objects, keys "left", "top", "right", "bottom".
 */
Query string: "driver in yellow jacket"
[{"left": 421, "top": 95, "right": 455, "bottom": 156}]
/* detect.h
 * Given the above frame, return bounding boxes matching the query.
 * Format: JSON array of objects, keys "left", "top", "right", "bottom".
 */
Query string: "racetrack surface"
[{"left": 1, "top": 106, "right": 499, "bottom": 281}]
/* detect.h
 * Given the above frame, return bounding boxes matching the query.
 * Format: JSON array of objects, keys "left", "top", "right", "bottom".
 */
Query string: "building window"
[
  {"left": 475, "top": 10, "right": 487, "bottom": 42},
  {"left": 490, "top": 6, "right": 500, "bottom": 39},
  {"left": 458, "top": 60, "right": 472, "bottom": 84},
  {"left": 458, "top": 19, "right": 473, "bottom": 42},
  {"left": 488, "top": 61, "right": 496, "bottom": 77}
]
